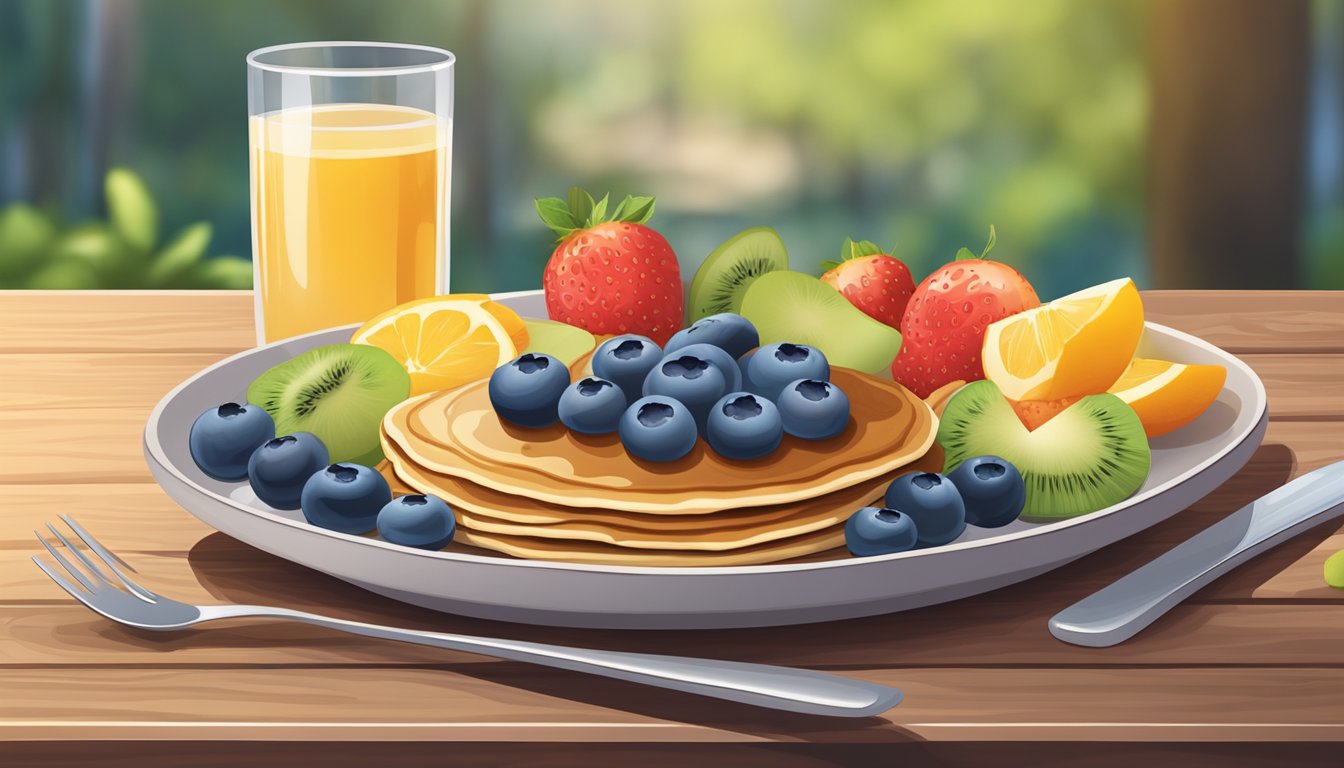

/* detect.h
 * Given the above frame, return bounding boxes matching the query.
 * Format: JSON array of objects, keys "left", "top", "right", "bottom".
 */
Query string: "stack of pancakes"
[{"left": 377, "top": 364, "right": 942, "bottom": 566}]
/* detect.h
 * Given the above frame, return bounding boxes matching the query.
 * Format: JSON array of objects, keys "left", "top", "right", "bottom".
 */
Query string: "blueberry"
[
  {"left": 947, "top": 456, "right": 1026, "bottom": 528},
  {"left": 300, "top": 463, "right": 392, "bottom": 534},
  {"left": 664, "top": 313, "right": 760, "bottom": 360},
  {"left": 883, "top": 472, "right": 967, "bottom": 548},
  {"left": 777, "top": 379, "right": 851, "bottom": 440},
  {"left": 662, "top": 342, "right": 743, "bottom": 393},
  {"left": 377, "top": 493, "right": 456, "bottom": 550},
  {"left": 189, "top": 402, "right": 275, "bottom": 481},
  {"left": 618, "top": 396, "right": 699, "bottom": 462},
  {"left": 641, "top": 352, "right": 730, "bottom": 433},
  {"left": 706, "top": 393, "right": 783, "bottom": 461},
  {"left": 746, "top": 342, "right": 830, "bottom": 401},
  {"left": 246, "top": 432, "right": 329, "bottom": 509},
  {"left": 558, "top": 376, "right": 628, "bottom": 434},
  {"left": 845, "top": 507, "right": 919, "bottom": 557},
  {"left": 737, "top": 348, "right": 756, "bottom": 385},
  {"left": 592, "top": 335, "right": 661, "bottom": 403},
  {"left": 488, "top": 353, "right": 570, "bottom": 428}
]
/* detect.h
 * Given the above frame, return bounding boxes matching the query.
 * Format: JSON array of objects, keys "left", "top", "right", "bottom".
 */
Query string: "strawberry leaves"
[
  {"left": 820, "top": 237, "right": 890, "bottom": 272},
  {"left": 955, "top": 225, "right": 997, "bottom": 261},
  {"left": 537, "top": 187, "right": 656, "bottom": 241}
]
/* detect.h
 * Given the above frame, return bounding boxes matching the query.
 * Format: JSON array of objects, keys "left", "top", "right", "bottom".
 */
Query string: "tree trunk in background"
[{"left": 1150, "top": 0, "right": 1309, "bottom": 288}]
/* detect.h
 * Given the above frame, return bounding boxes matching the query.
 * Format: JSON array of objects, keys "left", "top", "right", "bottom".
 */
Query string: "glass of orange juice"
[{"left": 246, "top": 42, "right": 454, "bottom": 343}]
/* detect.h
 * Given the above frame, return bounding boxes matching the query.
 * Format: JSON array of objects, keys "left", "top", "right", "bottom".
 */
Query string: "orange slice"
[
  {"left": 1108, "top": 357, "right": 1226, "bottom": 437},
  {"left": 982, "top": 277, "right": 1144, "bottom": 402},
  {"left": 352, "top": 295, "right": 521, "bottom": 396}
]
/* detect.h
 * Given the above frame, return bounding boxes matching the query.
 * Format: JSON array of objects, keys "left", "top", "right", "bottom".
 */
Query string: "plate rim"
[{"left": 143, "top": 292, "right": 1269, "bottom": 577}]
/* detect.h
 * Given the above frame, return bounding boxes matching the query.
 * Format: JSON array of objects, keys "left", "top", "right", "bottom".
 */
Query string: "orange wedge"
[
  {"left": 982, "top": 277, "right": 1144, "bottom": 402},
  {"left": 1108, "top": 357, "right": 1226, "bottom": 437},
  {"left": 352, "top": 295, "right": 521, "bottom": 396}
]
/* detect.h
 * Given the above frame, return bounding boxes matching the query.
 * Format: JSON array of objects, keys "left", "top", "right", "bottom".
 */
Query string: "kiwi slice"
[
  {"left": 687, "top": 227, "right": 789, "bottom": 322},
  {"left": 522, "top": 318, "right": 597, "bottom": 366},
  {"left": 247, "top": 344, "right": 410, "bottom": 465},
  {"left": 938, "top": 380, "right": 1151, "bottom": 523},
  {"left": 738, "top": 270, "right": 903, "bottom": 373}
]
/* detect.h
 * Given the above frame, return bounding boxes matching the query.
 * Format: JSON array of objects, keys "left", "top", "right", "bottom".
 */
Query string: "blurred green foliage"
[
  {"left": 0, "top": 168, "right": 252, "bottom": 290},
  {"left": 1, "top": 0, "right": 1339, "bottom": 294}
]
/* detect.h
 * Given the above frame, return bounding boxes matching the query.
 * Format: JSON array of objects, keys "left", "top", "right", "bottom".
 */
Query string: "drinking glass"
[{"left": 247, "top": 42, "right": 454, "bottom": 343}]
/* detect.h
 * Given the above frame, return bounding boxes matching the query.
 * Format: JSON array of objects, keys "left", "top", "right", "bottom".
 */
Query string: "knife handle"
[{"left": 1050, "top": 460, "right": 1344, "bottom": 648}]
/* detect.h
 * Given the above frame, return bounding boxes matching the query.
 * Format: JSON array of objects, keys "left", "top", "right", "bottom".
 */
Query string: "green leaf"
[
  {"left": 819, "top": 259, "right": 842, "bottom": 272},
  {"left": 536, "top": 197, "right": 578, "bottom": 239},
  {"left": 148, "top": 222, "right": 212, "bottom": 286},
  {"left": 610, "top": 194, "right": 632, "bottom": 221},
  {"left": 567, "top": 187, "right": 594, "bottom": 228},
  {"left": 954, "top": 247, "right": 976, "bottom": 261},
  {"left": 589, "top": 193, "right": 609, "bottom": 227},
  {"left": 24, "top": 259, "right": 102, "bottom": 290},
  {"left": 980, "top": 224, "right": 997, "bottom": 259},
  {"left": 0, "top": 204, "right": 55, "bottom": 279},
  {"left": 105, "top": 168, "right": 158, "bottom": 252},
  {"left": 191, "top": 256, "right": 254, "bottom": 289},
  {"left": 838, "top": 237, "right": 855, "bottom": 263},
  {"left": 615, "top": 195, "right": 655, "bottom": 224}
]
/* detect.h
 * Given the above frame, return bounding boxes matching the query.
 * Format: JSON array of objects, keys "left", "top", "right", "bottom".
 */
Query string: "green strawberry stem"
[
  {"left": 955, "top": 224, "right": 997, "bottom": 261},
  {"left": 536, "top": 187, "right": 657, "bottom": 241},
  {"left": 820, "top": 236, "right": 891, "bottom": 272}
]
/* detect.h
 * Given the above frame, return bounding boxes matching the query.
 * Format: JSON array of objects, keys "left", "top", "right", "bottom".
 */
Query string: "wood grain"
[
  {"left": 1142, "top": 290, "right": 1344, "bottom": 352},
  {"left": 2, "top": 666, "right": 1342, "bottom": 742}
]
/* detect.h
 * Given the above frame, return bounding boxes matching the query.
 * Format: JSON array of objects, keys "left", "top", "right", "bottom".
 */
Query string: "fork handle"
[{"left": 219, "top": 606, "right": 901, "bottom": 718}]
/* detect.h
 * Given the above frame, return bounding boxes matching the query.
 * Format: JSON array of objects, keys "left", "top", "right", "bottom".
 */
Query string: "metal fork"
[{"left": 33, "top": 515, "right": 901, "bottom": 718}]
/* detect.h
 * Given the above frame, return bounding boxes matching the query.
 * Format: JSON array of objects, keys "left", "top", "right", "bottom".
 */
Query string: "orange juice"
[{"left": 250, "top": 104, "right": 450, "bottom": 342}]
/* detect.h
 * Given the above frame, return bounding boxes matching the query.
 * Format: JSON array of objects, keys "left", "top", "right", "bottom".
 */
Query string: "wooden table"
[{"left": 3, "top": 290, "right": 1343, "bottom": 765}]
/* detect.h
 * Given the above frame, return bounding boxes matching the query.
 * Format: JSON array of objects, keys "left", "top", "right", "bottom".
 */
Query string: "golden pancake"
[
  {"left": 378, "top": 441, "right": 944, "bottom": 549},
  {"left": 453, "top": 524, "right": 846, "bottom": 566},
  {"left": 382, "top": 367, "right": 936, "bottom": 515}
]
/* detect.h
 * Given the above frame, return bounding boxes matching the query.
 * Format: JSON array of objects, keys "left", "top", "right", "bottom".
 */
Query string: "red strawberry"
[
  {"left": 890, "top": 227, "right": 1040, "bottom": 398},
  {"left": 819, "top": 238, "right": 914, "bottom": 329},
  {"left": 536, "top": 189, "right": 684, "bottom": 345}
]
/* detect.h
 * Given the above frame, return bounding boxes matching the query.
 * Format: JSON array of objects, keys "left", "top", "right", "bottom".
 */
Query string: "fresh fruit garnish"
[
  {"left": 246, "top": 432, "right": 329, "bottom": 510},
  {"left": 247, "top": 344, "right": 410, "bottom": 466},
  {"left": 664, "top": 312, "right": 760, "bottom": 360},
  {"left": 687, "top": 226, "right": 788, "bottom": 321},
  {"left": 1008, "top": 395, "right": 1081, "bottom": 431},
  {"left": 300, "top": 462, "right": 392, "bottom": 534},
  {"left": 536, "top": 188, "right": 683, "bottom": 345},
  {"left": 618, "top": 396, "right": 698, "bottom": 462},
  {"left": 522, "top": 318, "right": 596, "bottom": 366},
  {"left": 706, "top": 393, "right": 784, "bottom": 461},
  {"left": 745, "top": 341, "right": 830, "bottom": 402},
  {"left": 1326, "top": 548, "right": 1344, "bottom": 589},
  {"left": 351, "top": 295, "right": 521, "bottom": 396},
  {"left": 845, "top": 507, "right": 919, "bottom": 557},
  {"left": 591, "top": 334, "right": 662, "bottom": 404},
  {"left": 938, "top": 380, "right": 1151, "bottom": 522},
  {"left": 890, "top": 227, "right": 1040, "bottom": 398},
  {"left": 883, "top": 472, "right": 967, "bottom": 548},
  {"left": 642, "top": 349, "right": 732, "bottom": 434},
  {"left": 377, "top": 494, "right": 456, "bottom": 550},
  {"left": 1107, "top": 357, "right": 1227, "bottom": 438},
  {"left": 776, "top": 379, "right": 851, "bottom": 441},
  {"left": 557, "top": 376, "right": 628, "bottom": 435},
  {"left": 662, "top": 342, "right": 743, "bottom": 393},
  {"left": 188, "top": 402, "right": 275, "bottom": 481},
  {"left": 739, "top": 270, "right": 903, "bottom": 373},
  {"left": 488, "top": 353, "right": 571, "bottom": 428},
  {"left": 819, "top": 238, "right": 915, "bottom": 330},
  {"left": 946, "top": 456, "right": 1026, "bottom": 528},
  {"left": 982, "top": 277, "right": 1143, "bottom": 402}
]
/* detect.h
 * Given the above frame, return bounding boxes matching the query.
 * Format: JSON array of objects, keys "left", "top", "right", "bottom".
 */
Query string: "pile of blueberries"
[
  {"left": 846, "top": 456, "right": 1027, "bottom": 556},
  {"left": 489, "top": 312, "right": 851, "bottom": 462},
  {"left": 187, "top": 404, "right": 455, "bottom": 549}
]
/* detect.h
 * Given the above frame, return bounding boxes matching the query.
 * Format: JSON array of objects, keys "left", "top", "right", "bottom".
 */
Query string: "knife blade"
[{"left": 1049, "top": 459, "right": 1344, "bottom": 647}]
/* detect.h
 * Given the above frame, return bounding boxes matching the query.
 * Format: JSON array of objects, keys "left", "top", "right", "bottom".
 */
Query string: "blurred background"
[{"left": 0, "top": 0, "right": 1340, "bottom": 298}]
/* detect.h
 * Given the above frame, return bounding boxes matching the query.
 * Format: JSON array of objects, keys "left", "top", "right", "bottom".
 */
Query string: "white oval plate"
[{"left": 144, "top": 290, "right": 1267, "bottom": 629}]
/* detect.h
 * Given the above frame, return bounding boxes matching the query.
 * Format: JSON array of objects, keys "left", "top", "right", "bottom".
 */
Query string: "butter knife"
[{"left": 1050, "top": 459, "right": 1344, "bottom": 647}]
